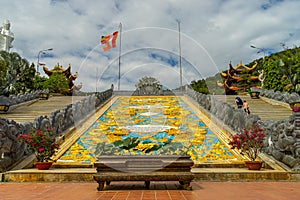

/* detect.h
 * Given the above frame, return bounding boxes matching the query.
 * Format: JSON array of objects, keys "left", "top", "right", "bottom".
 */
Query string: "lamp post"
[
  {"left": 37, "top": 48, "right": 53, "bottom": 75},
  {"left": 250, "top": 45, "right": 267, "bottom": 57}
]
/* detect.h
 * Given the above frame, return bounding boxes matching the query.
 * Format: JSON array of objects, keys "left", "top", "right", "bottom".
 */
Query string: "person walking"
[
  {"left": 243, "top": 100, "right": 250, "bottom": 115},
  {"left": 235, "top": 96, "right": 243, "bottom": 109}
]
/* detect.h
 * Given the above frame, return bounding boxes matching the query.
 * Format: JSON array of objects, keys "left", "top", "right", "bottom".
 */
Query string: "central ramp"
[{"left": 54, "top": 96, "right": 243, "bottom": 166}]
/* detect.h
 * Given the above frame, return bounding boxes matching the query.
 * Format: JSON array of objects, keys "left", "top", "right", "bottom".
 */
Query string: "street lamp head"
[
  {"left": 37, "top": 48, "right": 53, "bottom": 76},
  {"left": 250, "top": 45, "right": 256, "bottom": 49},
  {"left": 38, "top": 62, "right": 46, "bottom": 66},
  {"left": 39, "top": 48, "right": 53, "bottom": 53}
]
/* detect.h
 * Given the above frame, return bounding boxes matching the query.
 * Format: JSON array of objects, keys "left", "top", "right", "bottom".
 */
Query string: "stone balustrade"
[
  {"left": 0, "top": 90, "right": 48, "bottom": 113},
  {"left": 259, "top": 89, "right": 300, "bottom": 104}
]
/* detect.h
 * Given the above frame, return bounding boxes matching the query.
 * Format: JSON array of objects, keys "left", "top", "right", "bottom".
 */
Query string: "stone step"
[
  {"left": 192, "top": 168, "right": 293, "bottom": 181},
  {"left": 0, "top": 96, "right": 86, "bottom": 123},
  {"left": 213, "top": 95, "right": 293, "bottom": 121},
  {"left": 3, "top": 167, "right": 297, "bottom": 182}
]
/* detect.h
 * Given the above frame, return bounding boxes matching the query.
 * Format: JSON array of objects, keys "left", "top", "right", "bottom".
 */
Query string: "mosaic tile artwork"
[{"left": 58, "top": 96, "right": 236, "bottom": 164}]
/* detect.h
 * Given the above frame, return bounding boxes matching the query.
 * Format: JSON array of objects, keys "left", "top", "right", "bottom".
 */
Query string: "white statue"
[
  {"left": 258, "top": 69, "right": 266, "bottom": 88},
  {"left": 0, "top": 19, "right": 14, "bottom": 52}
]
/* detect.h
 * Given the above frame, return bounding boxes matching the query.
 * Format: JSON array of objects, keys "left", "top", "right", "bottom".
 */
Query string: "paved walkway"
[{"left": 0, "top": 182, "right": 300, "bottom": 200}]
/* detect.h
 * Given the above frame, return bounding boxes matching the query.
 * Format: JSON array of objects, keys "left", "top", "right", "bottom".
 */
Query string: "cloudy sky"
[{"left": 1, "top": 0, "right": 299, "bottom": 92}]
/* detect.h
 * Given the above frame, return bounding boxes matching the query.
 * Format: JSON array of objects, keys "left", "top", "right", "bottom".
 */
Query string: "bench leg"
[
  {"left": 145, "top": 181, "right": 150, "bottom": 189},
  {"left": 97, "top": 181, "right": 105, "bottom": 191}
]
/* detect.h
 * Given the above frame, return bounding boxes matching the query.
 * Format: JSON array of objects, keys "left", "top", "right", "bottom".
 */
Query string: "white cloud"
[{"left": 1, "top": 0, "right": 300, "bottom": 91}]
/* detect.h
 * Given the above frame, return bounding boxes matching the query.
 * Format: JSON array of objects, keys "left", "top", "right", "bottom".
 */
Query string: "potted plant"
[
  {"left": 289, "top": 102, "right": 300, "bottom": 112},
  {"left": 18, "top": 128, "right": 60, "bottom": 170},
  {"left": 228, "top": 124, "right": 265, "bottom": 170}
]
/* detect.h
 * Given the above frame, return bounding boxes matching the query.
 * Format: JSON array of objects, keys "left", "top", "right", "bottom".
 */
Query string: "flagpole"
[
  {"left": 177, "top": 19, "right": 182, "bottom": 92},
  {"left": 96, "top": 67, "right": 98, "bottom": 93},
  {"left": 118, "top": 23, "right": 122, "bottom": 90}
]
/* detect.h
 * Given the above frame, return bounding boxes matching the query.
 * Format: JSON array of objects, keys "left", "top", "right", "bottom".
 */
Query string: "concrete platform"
[
  {"left": 1, "top": 181, "right": 300, "bottom": 200},
  {"left": 3, "top": 166, "right": 298, "bottom": 183}
]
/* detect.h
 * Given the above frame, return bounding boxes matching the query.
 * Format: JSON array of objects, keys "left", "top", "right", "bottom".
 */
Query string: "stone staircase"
[
  {"left": 0, "top": 95, "right": 86, "bottom": 122},
  {"left": 214, "top": 95, "right": 293, "bottom": 121},
  {"left": 1, "top": 94, "right": 298, "bottom": 182},
  {"left": 213, "top": 95, "right": 293, "bottom": 121}
]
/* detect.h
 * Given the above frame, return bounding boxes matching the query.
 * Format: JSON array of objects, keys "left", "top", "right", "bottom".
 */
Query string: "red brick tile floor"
[{"left": 0, "top": 181, "right": 300, "bottom": 200}]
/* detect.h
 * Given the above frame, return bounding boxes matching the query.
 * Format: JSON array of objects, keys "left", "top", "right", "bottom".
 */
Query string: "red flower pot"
[
  {"left": 245, "top": 161, "right": 263, "bottom": 170},
  {"left": 34, "top": 162, "right": 53, "bottom": 170}
]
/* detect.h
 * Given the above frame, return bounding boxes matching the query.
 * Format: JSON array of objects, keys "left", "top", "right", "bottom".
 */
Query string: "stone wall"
[
  {"left": 0, "top": 89, "right": 113, "bottom": 172},
  {"left": 259, "top": 89, "right": 300, "bottom": 104}
]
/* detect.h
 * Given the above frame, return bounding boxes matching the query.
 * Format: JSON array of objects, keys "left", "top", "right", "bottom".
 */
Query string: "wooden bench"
[{"left": 93, "top": 155, "right": 194, "bottom": 191}]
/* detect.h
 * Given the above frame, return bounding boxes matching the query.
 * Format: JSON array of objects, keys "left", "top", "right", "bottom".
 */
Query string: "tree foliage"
[
  {"left": 41, "top": 73, "right": 69, "bottom": 95},
  {"left": 190, "top": 79, "right": 209, "bottom": 94},
  {"left": 247, "top": 47, "right": 300, "bottom": 93},
  {"left": 190, "top": 73, "right": 225, "bottom": 95},
  {"left": 135, "top": 76, "right": 162, "bottom": 89},
  {"left": 0, "top": 51, "right": 73, "bottom": 96},
  {"left": 0, "top": 59, "right": 8, "bottom": 90},
  {"left": 191, "top": 46, "right": 300, "bottom": 94},
  {"left": 0, "top": 51, "right": 36, "bottom": 96}
]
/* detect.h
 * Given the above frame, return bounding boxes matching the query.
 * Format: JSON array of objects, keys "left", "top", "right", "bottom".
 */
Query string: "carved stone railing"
[
  {"left": 0, "top": 90, "right": 48, "bottom": 113},
  {"left": 262, "top": 113, "right": 300, "bottom": 171},
  {"left": 0, "top": 89, "right": 113, "bottom": 172},
  {"left": 259, "top": 89, "right": 300, "bottom": 104},
  {"left": 186, "top": 87, "right": 300, "bottom": 172},
  {"left": 0, "top": 118, "right": 29, "bottom": 172}
]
